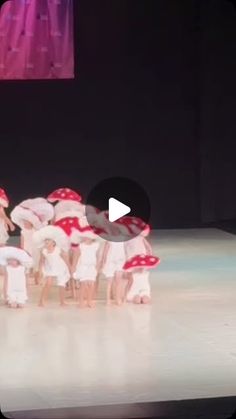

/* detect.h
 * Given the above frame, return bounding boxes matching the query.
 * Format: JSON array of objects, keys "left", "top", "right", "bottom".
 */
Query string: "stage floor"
[{"left": 1, "top": 228, "right": 236, "bottom": 413}]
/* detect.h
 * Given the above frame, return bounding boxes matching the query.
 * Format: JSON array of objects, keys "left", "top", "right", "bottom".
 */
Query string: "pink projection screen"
[{"left": 0, "top": 0, "right": 74, "bottom": 80}]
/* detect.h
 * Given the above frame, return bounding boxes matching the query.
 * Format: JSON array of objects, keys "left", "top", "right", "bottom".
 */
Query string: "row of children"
[{"left": 0, "top": 187, "right": 160, "bottom": 308}]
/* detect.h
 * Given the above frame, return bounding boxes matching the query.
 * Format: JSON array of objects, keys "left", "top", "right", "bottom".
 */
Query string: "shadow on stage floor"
[{"left": 3, "top": 396, "right": 236, "bottom": 419}]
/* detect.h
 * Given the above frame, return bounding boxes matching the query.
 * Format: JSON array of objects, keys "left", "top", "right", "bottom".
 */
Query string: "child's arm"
[
  {"left": 143, "top": 238, "right": 152, "bottom": 255},
  {"left": 38, "top": 252, "right": 44, "bottom": 277},
  {"left": 25, "top": 269, "right": 30, "bottom": 295},
  {"left": 61, "top": 250, "right": 73, "bottom": 275},
  {"left": 20, "top": 233, "right": 24, "bottom": 249},
  {"left": 96, "top": 246, "right": 101, "bottom": 272},
  {"left": 2, "top": 209, "right": 15, "bottom": 232},
  {"left": 100, "top": 242, "right": 110, "bottom": 270},
  {"left": 70, "top": 248, "right": 80, "bottom": 274},
  {"left": 3, "top": 267, "right": 7, "bottom": 302},
  {"left": 96, "top": 243, "right": 105, "bottom": 272}
]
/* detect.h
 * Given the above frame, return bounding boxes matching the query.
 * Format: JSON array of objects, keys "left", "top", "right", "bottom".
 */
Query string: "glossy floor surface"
[{"left": 1, "top": 229, "right": 236, "bottom": 413}]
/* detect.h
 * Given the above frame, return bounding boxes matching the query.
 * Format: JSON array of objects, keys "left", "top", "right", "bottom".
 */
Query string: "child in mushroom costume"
[
  {"left": 47, "top": 188, "right": 84, "bottom": 222},
  {"left": 11, "top": 198, "right": 54, "bottom": 284},
  {"left": 95, "top": 210, "right": 128, "bottom": 306},
  {"left": 123, "top": 254, "right": 160, "bottom": 304},
  {"left": 106, "top": 215, "right": 153, "bottom": 303},
  {"left": 54, "top": 215, "right": 83, "bottom": 298},
  {"left": 33, "top": 226, "right": 71, "bottom": 307},
  {"left": 70, "top": 216, "right": 104, "bottom": 308},
  {"left": 0, "top": 246, "right": 33, "bottom": 308},
  {"left": 0, "top": 188, "right": 15, "bottom": 246}
]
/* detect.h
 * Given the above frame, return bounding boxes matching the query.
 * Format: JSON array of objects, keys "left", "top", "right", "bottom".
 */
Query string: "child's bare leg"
[
  {"left": 34, "top": 270, "right": 40, "bottom": 285},
  {"left": 3, "top": 282, "right": 7, "bottom": 302},
  {"left": 106, "top": 278, "right": 113, "bottom": 305},
  {"left": 114, "top": 271, "right": 123, "bottom": 306},
  {"left": 133, "top": 295, "right": 141, "bottom": 304},
  {"left": 38, "top": 277, "right": 52, "bottom": 307},
  {"left": 78, "top": 283, "right": 86, "bottom": 308},
  {"left": 75, "top": 281, "right": 80, "bottom": 301},
  {"left": 70, "top": 278, "right": 76, "bottom": 300},
  {"left": 111, "top": 281, "right": 116, "bottom": 300},
  {"left": 87, "top": 281, "right": 95, "bottom": 308},
  {"left": 59, "top": 286, "right": 67, "bottom": 306},
  {"left": 141, "top": 295, "right": 151, "bottom": 304},
  {"left": 93, "top": 277, "right": 99, "bottom": 300},
  {"left": 123, "top": 273, "right": 133, "bottom": 302}
]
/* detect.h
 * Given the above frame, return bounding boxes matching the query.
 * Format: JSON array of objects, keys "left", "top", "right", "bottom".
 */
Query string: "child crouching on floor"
[
  {"left": 0, "top": 246, "right": 32, "bottom": 308},
  {"left": 123, "top": 254, "right": 160, "bottom": 304}
]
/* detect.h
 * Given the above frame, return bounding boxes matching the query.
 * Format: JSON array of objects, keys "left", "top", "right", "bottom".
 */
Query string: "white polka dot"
[
  {"left": 141, "top": 260, "right": 146, "bottom": 264},
  {"left": 150, "top": 257, "right": 156, "bottom": 262}
]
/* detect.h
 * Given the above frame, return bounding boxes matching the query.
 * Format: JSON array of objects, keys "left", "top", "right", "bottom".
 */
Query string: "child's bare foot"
[
  {"left": 106, "top": 299, "right": 112, "bottom": 306},
  {"left": 38, "top": 301, "right": 45, "bottom": 307},
  {"left": 60, "top": 302, "right": 68, "bottom": 307},
  {"left": 78, "top": 302, "right": 86, "bottom": 308},
  {"left": 88, "top": 301, "right": 95, "bottom": 308},
  {"left": 17, "top": 304, "right": 25, "bottom": 309}
]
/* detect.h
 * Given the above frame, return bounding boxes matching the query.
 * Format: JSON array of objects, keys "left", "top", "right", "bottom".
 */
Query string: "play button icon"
[
  {"left": 108, "top": 198, "right": 131, "bottom": 222},
  {"left": 85, "top": 177, "right": 151, "bottom": 242}
]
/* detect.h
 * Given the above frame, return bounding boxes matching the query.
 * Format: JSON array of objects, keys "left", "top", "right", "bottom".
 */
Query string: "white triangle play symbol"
[{"left": 108, "top": 197, "right": 131, "bottom": 222}]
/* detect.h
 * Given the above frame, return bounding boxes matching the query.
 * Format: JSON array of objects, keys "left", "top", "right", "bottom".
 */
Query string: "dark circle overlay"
[{"left": 85, "top": 177, "right": 151, "bottom": 242}]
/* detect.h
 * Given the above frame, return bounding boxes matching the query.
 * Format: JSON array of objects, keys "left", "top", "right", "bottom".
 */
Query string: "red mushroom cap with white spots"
[
  {"left": 54, "top": 216, "right": 81, "bottom": 237},
  {"left": 70, "top": 216, "right": 105, "bottom": 243},
  {"left": 0, "top": 188, "right": 9, "bottom": 208},
  {"left": 47, "top": 188, "right": 82, "bottom": 203},
  {"left": 123, "top": 254, "right": 160, "bottom": 271},
  {"left": 116, "top": 216, "right": 150, "bottom": 236}
]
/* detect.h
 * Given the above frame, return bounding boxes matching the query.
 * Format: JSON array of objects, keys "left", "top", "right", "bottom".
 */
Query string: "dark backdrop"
[{"left": 0, "top": 0, "right": 235, "bottom": 228}]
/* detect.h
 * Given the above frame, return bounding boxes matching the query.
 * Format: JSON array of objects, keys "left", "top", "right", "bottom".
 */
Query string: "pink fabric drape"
[{"left": 0, "top": 0, "right": 74, "bottom": 79}]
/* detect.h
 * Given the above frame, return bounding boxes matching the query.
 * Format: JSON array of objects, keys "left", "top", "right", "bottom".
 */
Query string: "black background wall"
[{"left": 0, "top": 0, "right": 236, "bottom": 228}]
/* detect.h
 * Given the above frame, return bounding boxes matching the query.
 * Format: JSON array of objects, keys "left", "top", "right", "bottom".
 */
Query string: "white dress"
[
  {"left": 126, "top": 271, "right": 151, "bottom": 300},
  {"left": 21, "top": 228, "right": 40, "bottom": 271},
  {"left": 0, "top": 218, "right": 9, "bottom": 245},
  {"left": 42, "top": 246, "right": 70, "bottom": 286},
  {"left": 6, "top": 265, "right": 28, "bottom": 305},
  {"left": 103, "top": 242, "right": 126, "bottom": 278},
  {"left": 74, "top": 241, "right": 99, "bottom": 282}
]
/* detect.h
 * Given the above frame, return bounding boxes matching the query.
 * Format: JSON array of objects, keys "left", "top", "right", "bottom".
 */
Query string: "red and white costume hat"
[
  {"left": 33, "top": 225, "right": 69, "bottom": 251},
  {"left": 55, "top": 216, "right": 81, "bottom": 238},
  {"left": 70, "top": 216, "right": 103, "bottom": 243},
  {"left": 11, "top": 198, "right": 54, "bottom": 230},
  {"left": 0, "top": 188, "right": 9, "bottom": 208},
  {"left": 94, "top": 210, "right": 130, "bottom": 239},
  {"left": 115, "top": 216, "right": 150, "bottom": 237},
  {"left": 0, "top": 246, "right": 33, "bottom": 268},
  {"left": 123, "top": 254, "right": 160, "bottom": 271},
  {"left": 47, "top": 188, "right": 82, "bottom": 203},
  {"left": 54, "top": 201, "right": 85, "bottom": 222},
  {"left": 47, "top": 188, "right": 84, "bottom": 222}
]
